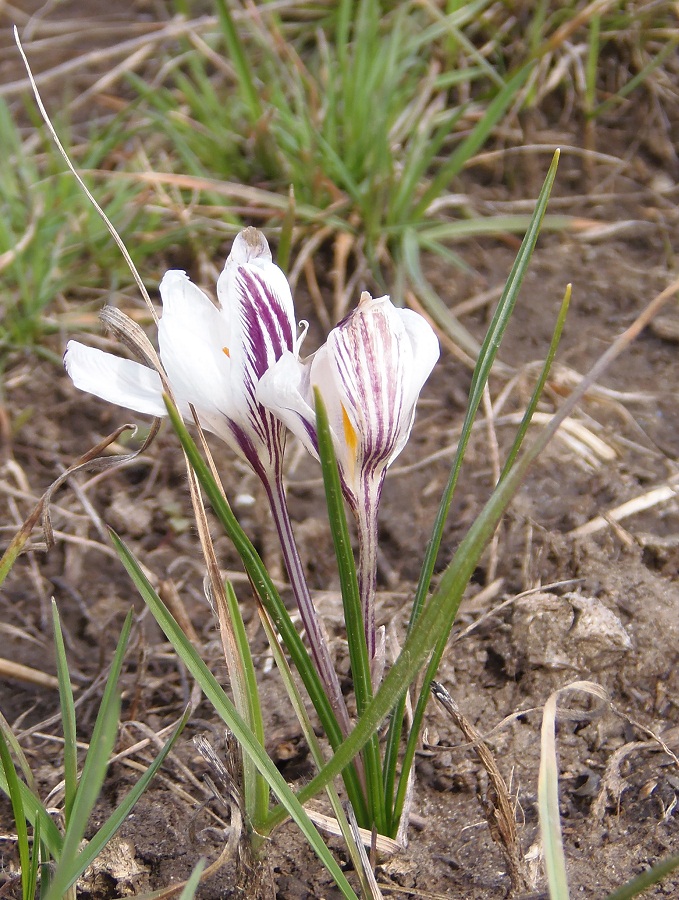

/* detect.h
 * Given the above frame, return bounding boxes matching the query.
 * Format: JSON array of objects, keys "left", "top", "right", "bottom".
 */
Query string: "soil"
[{"left": 1, "top": 4, "right": 679, "bottom": 900}]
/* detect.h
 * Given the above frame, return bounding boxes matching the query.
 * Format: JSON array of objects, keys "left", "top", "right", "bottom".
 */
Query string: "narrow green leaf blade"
[
  {"left": 314, "top": 388, "right": 386, "bottom": 833},
  {"left": 0, "top": 727, "right": 32, "bottom": 894},
  {"left": 385, "top": 151, "right": 561, "bottom": 828},
  {"left": 224, "top": 580, "right": 269, "bottom": 830},
  {"left": 44, "top": 613, "right": 132, "bottom": 900},
  {"left": 51, "top": 601, "right": 78, "bottom": 821},
  {"left": 72, "top": 707, "right": 190, "bottom": 880},
  {"left": 178, "top": 858, "right": 206, "bottom": 900},
  {"left": 499, "top": 284, "right": 571, "bottom": 481},
  {"left": 604, "top": 855, "right": 679, "bottom": 900},
  {"left": 413, "top": 63, "right": 535, "bottom": 219},
  {"left": 539, "top": 692, "right": 570, "bottom": 900},
  {"left": 0, "top": 760, "right": 62, "bottom": 859}
]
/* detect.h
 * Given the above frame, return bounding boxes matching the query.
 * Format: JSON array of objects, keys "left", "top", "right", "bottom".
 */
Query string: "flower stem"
[
  {"left": 355, "top": 477, "right": 382, "bottom": 664},
  {"left": 265, "top": 477, "right": 354, "bottom": 740}
]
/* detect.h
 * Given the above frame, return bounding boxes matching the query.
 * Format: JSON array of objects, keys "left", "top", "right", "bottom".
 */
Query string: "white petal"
[
  {"left": 227, "top": 227, "right": 273, "bottom": 267},
  {"left": 64, "top": 341, "right": 166, "bottom": 416},
  {"left": 257, "top": 350, "right": 318, "bottom": 459},
  {"left": 158, "top": 270, "right": 233, "bottom": 420},
  {"left": 397, "top": 307, "right": 440, "bottom": 411}
]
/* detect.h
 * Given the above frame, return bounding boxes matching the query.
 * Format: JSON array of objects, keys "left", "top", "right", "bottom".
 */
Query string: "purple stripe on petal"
[
  {"left": 237, "top": 269, "right": 295, "bottom": 380},
  {"left": 225, "top": 265, "right": 296, "bottom": 467},
  {"left": 229, "top": 416, "right": 285, "bottom": 482},
  {"left": 330, "top": 304, "right": 408, "bottom": 475}
]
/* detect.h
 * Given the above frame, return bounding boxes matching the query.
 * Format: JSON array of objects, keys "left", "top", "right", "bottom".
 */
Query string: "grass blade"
[
  {"left": 27, "top": 813, "right": 40, "bottom": 900},
  {"left": 258, "top": 606, "right": 377, "bottom": 898},
  {"left": 0, "top": 502, "right": 43, "bottom": 589},
  {"left": 314, "top": 389, "right": 371, "bottom": 712},
  {"left": 44, "top": 614, "right": 132, "bottom": 900},
  {"left": 51, "top": 601, "right": 78, "bottom": 822},
  {"left": 213, "top": 0, "right": 262, "bottom": 123},
  {"left": 178, "top": 858, "right": 206, "bottom": 900},
  {"left": 314, "top": 388, "right": 386, "bottom": 833},
  {"left": 604, "top": 856, "right": 679, "bottom": 900},
  {"left": 0, "top": 710, "right": 36, "bottom": 793},
  {"left": 401, "top": 231, "right": 481, "bottom": 360},
  {"left": 384, "top": 150, "right": 561, "bottom": 828},
  {"left": 0, "top": 754, "right": 62, "bottom": 859},
  {"left": 162, "top": 398, "right": 366, "bottom": 817},
  {"left": 412, "top": 64, "right": 535, "bottom": 220},
  {"left": 0, "top": 727, "right": 32, "bottom": 898},
  {"left": 539, "top": 690, "right": 571, "bottom": 900},
  {"left": 499, "top": 283, "right": 571, "bottom": 480},
  {"left": 224, "top": 579, "right": 269, "bottom": 829},
  {"left": 73, "top": 706, "right": 190, "bottom": 880}
]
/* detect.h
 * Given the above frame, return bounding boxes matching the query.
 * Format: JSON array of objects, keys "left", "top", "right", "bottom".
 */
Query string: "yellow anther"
[{"left": 341, "top": 402, "right": 358, "bottom": 465}]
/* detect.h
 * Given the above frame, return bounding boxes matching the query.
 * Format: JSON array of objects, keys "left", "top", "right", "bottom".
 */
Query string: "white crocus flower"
[
  {"left": 258, "top": 291, "right": 440, "bottom": 659},
  {"left": 65, "top": 228, "right": 298, "bottom": 484},
  {"left": 66, "top": 228, "right": 353, "bottom": 730}
]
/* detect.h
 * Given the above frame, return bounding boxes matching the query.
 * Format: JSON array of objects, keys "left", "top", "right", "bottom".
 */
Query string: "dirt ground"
[{"left": 1, "top": 4, "right": 679, "bottom": 899}]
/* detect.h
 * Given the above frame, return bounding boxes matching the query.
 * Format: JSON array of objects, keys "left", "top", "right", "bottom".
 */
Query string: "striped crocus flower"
[
  {"left": 65, "top": 228, "right": 298, "bottom": 485},
  {"left": 258, "top": 291, "right": 440, "bottom": 660}
]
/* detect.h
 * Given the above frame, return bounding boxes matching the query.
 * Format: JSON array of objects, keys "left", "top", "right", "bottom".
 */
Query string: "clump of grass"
[
  {"left": 0, "top": 98, "right": 165, "bottom": 355},
  {"left": 122, "top": 0, "right": 549, "bottom": 355},
  {"left": 4, "top": 1, "right": 675, "bottom": 361},
  {"left": 0, "top": 601, "right": 187, "bottom": 900}
]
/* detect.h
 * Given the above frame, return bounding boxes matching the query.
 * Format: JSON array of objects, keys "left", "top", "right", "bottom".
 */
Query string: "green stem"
[{"left": 314, "top": 389, "right": 386, "bottom": 832}]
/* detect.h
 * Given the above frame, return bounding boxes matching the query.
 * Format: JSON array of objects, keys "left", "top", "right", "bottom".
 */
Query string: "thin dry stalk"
[
  {"left": 3, "top": 16, "right": 216, "bottom": 99},
  {"left": 431, "top": 681, "right": 531, "bottom": 894},
  {"left": 0, "top": 658, "right": 63, "bottom": 690},
  {"left": 568, "top": 479, "right": 679, "bottom": 537}
]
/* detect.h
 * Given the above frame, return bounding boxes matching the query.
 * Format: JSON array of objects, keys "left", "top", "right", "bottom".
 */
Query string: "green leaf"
[
  {"left": 263, "top": 153, "right": 562, "bottom": 833},
  {"left": 27, "top": 812, "right": 40, "bottom": 900},
  {"left": 258, "top": 607, "right": 375, "bottom": 898},
  {"left": 604, "top": 855, "right": 679, "bottom": 900},
  {"left": 213, "top": 0, "right": 262, "bottom": 123},
  {"left": 385, "top": 150, "right": 561, "bottom": 830},
  {"left": 499, "top": 283, "right": 571, "bottom": 481},
  {"left": 539, "top": 689, "right": 571, "bottom": 900},
  {"left": 413, "top": 63, "right": 535, "bottom": 219},
  {"left": 72, "top": 706, "right": 189, "bottom": 880},
  {"left": 314, "top": 388, "right": 386, "bottom": 834},
  {"left": 162, "top": 399, "right": 366, "bottom": 819},
  {"left": 44, "top": 612, "right": 132, "bottom": 900},
  {"left": 0, "top": 710, "right": 36, "bottom": 793},
  {"left": 0, "top": 502, "right": 43, "bottom": 589},
  {"left": 51, "top": 601, "right": 78, "bottom": 822},
  {"left": 178, "top": 858, "right": 206, "bottom": 900},
  {"left": 224, "top": 579, "right": 269, "bottom": 829},
  {"left": 0, "top": 752, "right": 62, "bottom": 860},
  {"left": 314, "top": 389, "right": 371, "bottom": 713},
  {"left": 0, "top": 727, "right": 32, "bottom": 898}
]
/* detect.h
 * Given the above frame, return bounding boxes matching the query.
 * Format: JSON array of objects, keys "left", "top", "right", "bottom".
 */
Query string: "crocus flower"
[
  {"left": 258, "top": 291, "right": 440, "bottom": 658},
  {"left": 65, "top": 227, "right": 298, "bottom": 485},
  {"left": 65, "top": 228, "right": 354, "bottom": 735}
]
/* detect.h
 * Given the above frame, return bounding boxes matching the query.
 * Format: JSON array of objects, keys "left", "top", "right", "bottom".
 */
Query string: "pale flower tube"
[{"left": 258, "top": 291, "right": 440, "bottom": 658}]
